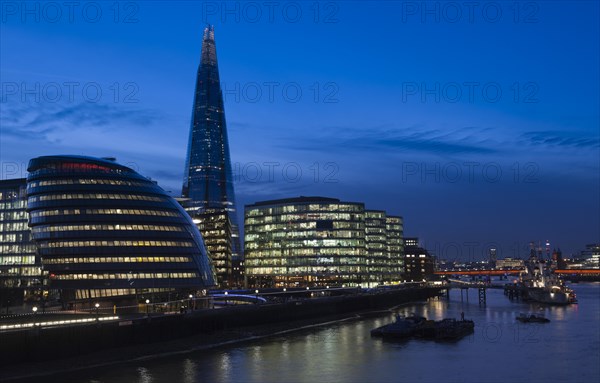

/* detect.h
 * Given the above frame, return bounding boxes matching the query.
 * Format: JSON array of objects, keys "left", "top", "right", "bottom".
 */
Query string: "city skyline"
[{"left": 1, "top": 1, "right": 598, "bottom": 258}]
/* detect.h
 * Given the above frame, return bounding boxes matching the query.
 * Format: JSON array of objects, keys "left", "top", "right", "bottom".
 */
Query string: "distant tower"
[
  {"left": 489, "top": 248, "right": 497, "bottom": 268},
  {"left": 529, "top": 241, "right": 537, "bottom": 261},
  {"left": 553, "top": 248, "right": 566, "bottom": 269},
  {"left": 182, "top": 25, "right": 241, "bottom": 286}
]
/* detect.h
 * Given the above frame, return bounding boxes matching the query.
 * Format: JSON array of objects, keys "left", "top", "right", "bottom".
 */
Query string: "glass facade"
[
  {"left": 0, "top": 178, "right": 43, "bottom": 307},
  {"left": 365, "top": 210, "right": 388, "bottom": 283},
  {"left": 244, "top": 197, "right": 404, "bottom": 288},
  {"left": 192, "top": 209, "right": 232, "bottom": 286},
  {"left": 182, "top": 25, "right": 241, "bottom": 286},
  {"left": 386, "top": 216, "right": 404, "bottom": 281},
  {"left": 26, "top": 155, "right": 216, "bottom": 303},
  {"left": 231, "top": 256, "right": 245, "bottom": 288}
]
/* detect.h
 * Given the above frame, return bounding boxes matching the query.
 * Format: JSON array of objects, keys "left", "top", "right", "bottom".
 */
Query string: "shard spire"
[{"left": 183, "top": 26, "right": 241, "bottom": 284}]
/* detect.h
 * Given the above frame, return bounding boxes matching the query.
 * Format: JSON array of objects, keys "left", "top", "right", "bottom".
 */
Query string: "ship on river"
[{"left": 506, "top": 242, "right": 577, "bottom": 305}]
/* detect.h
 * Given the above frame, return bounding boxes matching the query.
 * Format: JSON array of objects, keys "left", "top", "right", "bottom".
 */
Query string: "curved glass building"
[{"left": 26, "top": 155, "right": 216, "bottom": 303}]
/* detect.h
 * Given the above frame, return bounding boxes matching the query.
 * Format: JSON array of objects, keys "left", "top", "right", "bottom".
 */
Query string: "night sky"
[{"left": 1, "top": 1, "right": 598, "bottom": 260}]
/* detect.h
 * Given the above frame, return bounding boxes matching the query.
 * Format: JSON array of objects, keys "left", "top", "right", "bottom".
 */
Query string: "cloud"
[
  {"left": 520, "top": 131, "right": 600, "bottom": 149},
  {"left": 30, "top": 103, "right": 160, "bottom": 128},
  {"left": 0, "top": 100, "right": 164, "bottom": 143},
  {"left": 280, "top": 125, "right": 497, "bottom": 155}
]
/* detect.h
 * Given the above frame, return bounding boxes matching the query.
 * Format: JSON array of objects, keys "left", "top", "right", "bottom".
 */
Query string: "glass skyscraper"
[{"left": 182, "top": 25, "right": 241, "bottom": 286}]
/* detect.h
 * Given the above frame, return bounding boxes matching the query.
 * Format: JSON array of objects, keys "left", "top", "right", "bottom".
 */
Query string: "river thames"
[{"left": 68, "top": 283, "right": 599, "bottom": 383}]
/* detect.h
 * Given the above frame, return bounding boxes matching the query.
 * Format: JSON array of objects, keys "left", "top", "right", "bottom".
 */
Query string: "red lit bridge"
[
  {"left": 554, "top": 269, "right": 600, "bottom": 275},
  {"left": 553, "top": 269, "right": 600, "bottom": 282},
  {"left": 434, "top": 269, "right": 523, "bottom": 276},
  {"left": 434, "top": 269, "right": 599, "bottom": 279}
]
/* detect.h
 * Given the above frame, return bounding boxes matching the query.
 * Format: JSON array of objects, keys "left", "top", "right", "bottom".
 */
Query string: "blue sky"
[{"left": 1, "top": 1, "right": 598, "bottom": 259}]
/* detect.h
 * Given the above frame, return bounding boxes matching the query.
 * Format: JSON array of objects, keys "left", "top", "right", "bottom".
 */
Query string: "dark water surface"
[{"left": 72, "top": 283, "right": 599, "bottom": 383}]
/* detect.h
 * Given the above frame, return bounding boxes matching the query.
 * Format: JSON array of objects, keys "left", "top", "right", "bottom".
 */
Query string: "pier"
[
  {"left": 443, "top": 279, "right": 507, "bottom": 306},
  {"left": 503, "top": 283, "right": 529, "bottom": 301}
]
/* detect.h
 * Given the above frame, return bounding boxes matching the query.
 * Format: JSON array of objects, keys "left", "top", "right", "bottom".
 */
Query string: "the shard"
[{"left": 182, "top": 25, "right": 241, "bottom": 286}]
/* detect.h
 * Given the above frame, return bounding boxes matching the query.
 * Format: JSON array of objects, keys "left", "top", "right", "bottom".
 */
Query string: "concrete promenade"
[{"left": 0, "top": 286, "right": 442, "bottom": 380}]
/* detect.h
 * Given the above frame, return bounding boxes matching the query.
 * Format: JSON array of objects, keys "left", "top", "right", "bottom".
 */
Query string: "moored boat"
[
  {"left": 527, "top": 285, "right": 576, "bottom": 305},
  {"left": 516, "top": 313, "right": 550, "bottom": 323},
  {"left": 371, "top": 314, "right": 426, "bottom": 338},
  {"left": 371, "top": 315, "right": 474, "bottom": 341},
  {"left": 434, "top": 318, "right": 475, "bottom": 340}
]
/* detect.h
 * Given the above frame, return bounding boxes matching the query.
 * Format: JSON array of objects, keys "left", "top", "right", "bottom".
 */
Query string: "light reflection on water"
[
  {"left": 76, "top": 283, "right": 599, "bottom": 383},
  {"left": 217, "top": 352, "right": 231, "bottom": 382},
  {"left": 182, "top": 359, "right": 196, "bottom": 383}
]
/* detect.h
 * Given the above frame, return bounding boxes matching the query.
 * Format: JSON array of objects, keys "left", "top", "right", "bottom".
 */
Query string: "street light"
[
  {"left": 94, "top": 303, "right": 100, "bottom": 321},
  {"left": 189, "top": 294, "right": 194, "bottom": 311},
  {"left": 145, "top": 299, "right": 150, "bottom": 317},
  {"left": 32, "top": 306, "right": 38, "bottom": 326}
]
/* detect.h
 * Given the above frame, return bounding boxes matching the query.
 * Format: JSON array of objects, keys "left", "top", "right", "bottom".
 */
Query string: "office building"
[
  {"left": 244, "top": 196, "right": 404, "bottom": 288},
  {"left": 404, "top": 237, "right": 434, "bottom": 281},
  {"left": 494, "top": 257, "right": 525, "bottom": 270},
  {"left": 365, "top": 210, "right": 389, "bottom": 282},
  {"left": 231, "top": 256, "right": 245, "bottom": 288},
  {"left": 27, "top": 155, "right": 216, "bottom": 304},
  {"left": 386, "top": 216, "right": 404, "bottom": 281},
  {"left": 0, "top": 178, "right": 43, "bottom": 307}
]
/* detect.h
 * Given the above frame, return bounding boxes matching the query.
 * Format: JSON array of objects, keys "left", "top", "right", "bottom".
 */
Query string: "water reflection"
[
  {"left": 182, "top": 359, "right": 196, "bottom": 383},
  {"left": 136, "top": 367, "right": 153, "bottom": 383},
  {"left": 247, "top": 346, "right": 265, "bottom": 383},
  {"left": 216, "top": 353, "right": 231, "bottom": 381},
  {"left": 73, "top": 284, "right": 599, "bottom": 383}
]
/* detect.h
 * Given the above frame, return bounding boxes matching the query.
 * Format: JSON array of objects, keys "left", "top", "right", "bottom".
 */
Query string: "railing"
[{"left": 0, "top": 283, "right": 442, "bottom": 326}]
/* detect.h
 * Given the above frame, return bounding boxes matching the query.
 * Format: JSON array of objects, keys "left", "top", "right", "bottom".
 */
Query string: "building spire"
[
  {"left": 203, "top": 24, "right": 215, "bottom": 41},
  {"left": 182, "top": 26, "right": 241, "bottom": 286}
]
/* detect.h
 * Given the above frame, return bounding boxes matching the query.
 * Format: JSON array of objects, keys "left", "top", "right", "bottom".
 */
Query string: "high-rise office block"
[
  {"left": 386, "top": 216, "right": 404, "bottom": 281},
  {"left": 182, "top": 25, "right": 240, "bottom": 286},
  {"left": 191, "top": 209, "right": 232, "bottom": 285},
  {"left": 580, "top": 244, "right": 600, "bottom": 269},
  {"left": 489, "top": 247, "right": 497, "bottom": 268},
  {"left": 0, "top": 178, "right": 43, "bottom": 308},
  {"left": 365, "top": 210, "right": 388, "bottom": 283}
]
